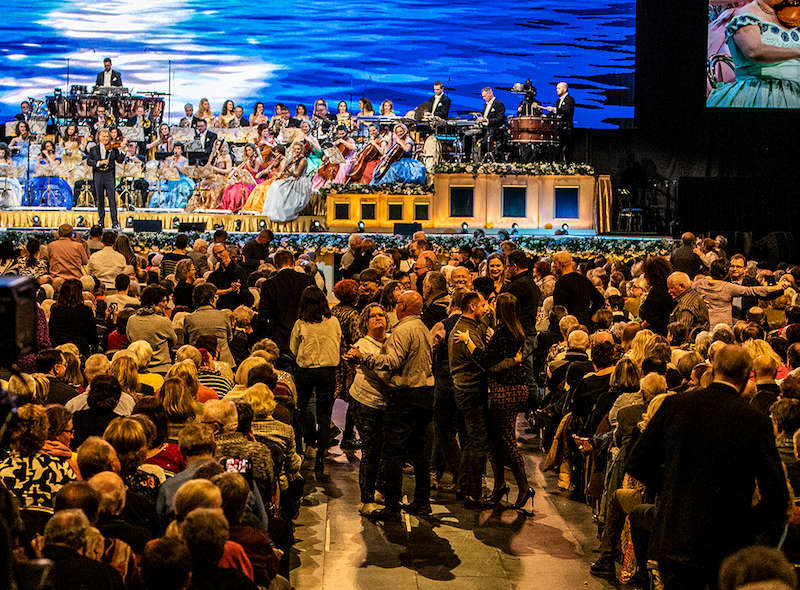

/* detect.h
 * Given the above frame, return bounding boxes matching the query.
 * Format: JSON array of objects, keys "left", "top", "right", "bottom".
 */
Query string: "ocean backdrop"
[{"left": 0, "top": 0, "right": 635, "bottom": 128}]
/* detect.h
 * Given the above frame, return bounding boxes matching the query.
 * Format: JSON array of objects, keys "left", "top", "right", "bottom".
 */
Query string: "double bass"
[
  {"left": 371, "top": 143, "right": 404, "bottom": 184},
  {"left": 345, "top": 141, "right": 381, "bottom": 185}
]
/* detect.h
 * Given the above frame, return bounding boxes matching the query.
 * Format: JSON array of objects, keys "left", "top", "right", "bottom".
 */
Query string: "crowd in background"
[{"left": 1, "top": 226, "right": 800, "bottom": 589}]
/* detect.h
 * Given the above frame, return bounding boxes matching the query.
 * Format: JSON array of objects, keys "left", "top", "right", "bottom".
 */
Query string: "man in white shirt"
[
  {"left": 105, "top": 273, "right": 140, "bottom": 309},
  {"left": 95, "top": 58, "right": 123, "bottom": 88},
  {"left": 88, "top": 230, "right": 127, "bottom": 289}
]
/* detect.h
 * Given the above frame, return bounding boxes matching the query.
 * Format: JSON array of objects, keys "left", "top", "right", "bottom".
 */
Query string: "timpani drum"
[
  {"left": 47, "top": 96, "right": 74, "bottom": 119},
  {"left": 75, "top": 95, "right": 101, "bottom": 118},
  {"left": 116, "top": 97, "right": 144, "bottom": 119},
  {"left": 509, "top": 116, "right": 558, "bottom": 143}
]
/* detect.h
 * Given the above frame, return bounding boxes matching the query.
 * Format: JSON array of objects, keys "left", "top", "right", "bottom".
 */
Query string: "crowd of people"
[{"left": 1, "top": 225, "right": 800, "bottom": 589}]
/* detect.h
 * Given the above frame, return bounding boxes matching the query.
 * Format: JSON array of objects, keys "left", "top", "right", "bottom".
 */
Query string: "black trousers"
[
  {"left": 433, "top": 385, "right": 464, "bottom": 479},
  {"left": 382, "top": 386, "right": 433, "bottom": 510},
  {"left": 659, "top": 560, "right": 720, "bottom": 590},
  {"left": 350, "top": 398, "right": 384, "bottom": 503},
  {"left": 629, "top": 503, "right": 656, "bottom": 577},
  {"left": 93, "top": 171, "right": 118, "bottom": 227},
  {"left": 295, "top": 366, "right": 336, "bottom": 466},
  {"left": 454, "top": 388, "right": 489, "bottom": 498}
]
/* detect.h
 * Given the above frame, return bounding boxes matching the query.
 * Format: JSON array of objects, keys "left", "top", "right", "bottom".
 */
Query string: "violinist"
[
  {"left": 371, "top": 123, "right": 427, "bottom": 186},
  {"left": 147, "top": 123, "right": 174, "bottom": 159},
  {"left": 336, "top": 101, "right": 353, "bottom": 130},
  {"left": 347, "top": 124, "right": 386, "bottom": 184},
  {"left": 255, "top": 124, "right": 273, "bottom": 149},
  {"left": 195, "top": 119, "right": 218, "bottom": 157},
  {"left": 201, "top": 139, "right": 232, "bottom": 209},
  {"left": 295, "top": 104, "right": 310, "bottom": 121},
  {"left": 299, "top": 119, "right": 323, "bottom": 176},
  {"left": 87, "top": 128, "right": 126, "bottom": 228},
  {"left": 263, "top": 141, "right": 312, "bottom": 222},
  {"left": 242, "top": 144, "right": 285, "bottom": 213},
  {"left": 312, "top": 99, "right": 336, "bottom": 140},
  {"left": 250, "top": 102, "right": 268, "bottom": 126},
  {"left": 122, "top": 142, "right": 148, "bottom": 207},
  {"left": 312, "top": 125, "right": 356, "bottom": 189}
]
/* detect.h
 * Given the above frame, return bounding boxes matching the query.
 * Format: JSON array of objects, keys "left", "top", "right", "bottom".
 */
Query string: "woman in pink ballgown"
[{"left": 219, "top": 143, "right": 260, "bottom": 212}]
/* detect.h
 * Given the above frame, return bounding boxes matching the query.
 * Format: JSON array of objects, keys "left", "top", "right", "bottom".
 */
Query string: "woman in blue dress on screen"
[
  {"left": 9, "top": 121, "right": 36, "bottom": 202},
  {"left": 157, "top": 143, "right": 196, "bottom": 209},
  {"left": 28, "top": 140, "right": 73, "bottom": 208},
  {"left": 371, "top": 123, "right": 427, "bottom": 185},
  {"left": 707, "top": 0, "right": 800, "bottom": 107},
  {"left": 262, "top": 141, "right": 312, "bottom": 222},
  {"left": 0, "top": 143, "right": 23, "bottom": 209}
]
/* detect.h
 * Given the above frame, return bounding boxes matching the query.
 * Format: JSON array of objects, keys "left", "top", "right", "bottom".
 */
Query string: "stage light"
[
  {"left": 126, "top": 216, "right": 134, "bottom": 228},
  {"left": 172, "top": 216, "right": 180, "bottom": 229},
  {"left": 357, "top": 220, "right": 365, "bottom": 233},
  {"left": 31, "top": 215, "right": 40, "bottom": 227},
  {"left": 461, "top": 222, "right": 469, "bottom": 234},
  {"left": 76, "top": 215, "right": 86, "bottom": 227},
  {"left": 511, "top": 222, "right": 519, "bottom": 236},
  {"left": 258, "top": 219, "right": 267, "bottom": 230},
  {"left": 310, "top": 220, "right": 323, "bottom": 233},
  {"left": 234, "top": 219, "right": 242, "bottom": 231}
]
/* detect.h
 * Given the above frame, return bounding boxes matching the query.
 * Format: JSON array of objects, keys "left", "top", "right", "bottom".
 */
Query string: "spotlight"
[
  {"left": 310, "top": 220, "right": 323, "bottom": 233},
  {"left": 126, "top": 215, "right": 134, "bottom": 228},
  {"left": 357, "top": 220, "right": 365, "bottom": 233},
  {"left": 258, "top": 219, "right": 267, "bottom": 230},
  {"left": 76, "top": 215, "right": 86, "bottom": 227},
  {"left": 31, "top": 215, "right": 40, "bottom": 227},
  {"left": 234, "top": 219, "right": 242, "bottom": 231},
  {"left": 511, "top": 222, "right": 519, "bottom": 236},
  {"left": 461, "top": 222, "right": 469, "bottom": 234},
  {"left": 172, "top": 216, "right": 180, "bottom": 229}
]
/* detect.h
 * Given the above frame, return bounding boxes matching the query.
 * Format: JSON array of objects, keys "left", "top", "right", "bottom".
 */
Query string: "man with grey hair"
[
  {"left": 667, "top": 271, "right": 710, "bottom": 332},
  {"left": 189, "top": 238, "right": 210, "bottom": 276},
  {"left": 627, "top": 344, "right": 789, "bottom": 589},
  {"left": 89, "top": 471, "right": 150, "bottom": 555},
  {"left": 341, "top": 233, "right": 367, "bottom": 279},
  {"left": 179, "top": 103, "right": 198, "bottom": 128},
  {"left": 203, "top": 399, "right": 274, "bottom": 506},
  {"left": 42, "top": 509, "right": 123, "bottom": 589}
]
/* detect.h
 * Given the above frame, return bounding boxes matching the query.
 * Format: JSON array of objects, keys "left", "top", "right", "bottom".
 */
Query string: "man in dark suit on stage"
[
  {"left": 14, "top": 101, "right": 32, "bottom": 122},
  {"left": 476, "top": 87, "right": 505, "bottom": 159},
  {"left": 545, "top": 82, "right": 575, "bottom": 162},
  {"left": 95, "top": 58, "right": 123, "bottom": 88},
  {"left": 195, "top": 119, "right": 218, "bottom": 157},
  {"left": 232, "top": 105, "right": 249, "bottom": 127},
  {"left": 256, "top": 249, "right": 315, "bottom": 355},
  {"left": 427, "top": 81, "right": 451, "bottom": 119},
  {"left": 87, "top": 129, "right": 125, "bottom": 228}
]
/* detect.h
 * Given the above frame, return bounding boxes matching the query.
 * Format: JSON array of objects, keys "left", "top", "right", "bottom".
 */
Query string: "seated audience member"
[
  {"left": 141, "top": 537, "right": 193, "bottom": 590},
  {"left": 751, "top": 355, "right": 780, "bottom": 416},
  {"left": 103, "top": 417, "right": 163, "bottom": 503},
  {"left": 718, "top": 545, "right": 797, "bottom": 590},
  {"left": 36, "top": 348, "right": 78, "bottom": 405},
  {"left": 169, "top": 355, "right": 218, "bottom": 403},
  {"left": 89, "top": 471, "right": 152, "bottom": 555},
  {"left": 72, "top": 375, "right": 126, "bottom": 447},
  {"left": 128, "top": 340, "right": 166, "bottom": 391}
]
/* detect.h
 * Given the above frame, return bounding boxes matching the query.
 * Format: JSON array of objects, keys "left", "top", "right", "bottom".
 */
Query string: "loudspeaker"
[
  {"left": 393, "top": 222, "right": 422, "bottom": 236},
  {"left": 178, "top": 222, "right": 206, "bottom": 232},
  {"left": 132, "top": 219, "right": 163, "bottom": 233}
]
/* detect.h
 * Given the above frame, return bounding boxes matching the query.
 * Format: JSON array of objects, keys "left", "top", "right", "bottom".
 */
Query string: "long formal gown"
[
  {"left": 220, "top": 162, "right": 259, "bottom": 212},
  {"left": 242, "top": 164, "right": 277, "bottom": 213},
  {"left": 28, "top": 157, "right": 74, "bottom": 208},
  {"left": 262, "top": 171, "right": 312, "bottom": 222},
  {"left": 707, "top": 14, "right": 800, "bottom": 107},
  {"left": 0, "top": 164, "right": 23, "bottom": 209},
  {"left": 11, "top": 141, "right": 34, "bottom": 203},
  {"left": 372, "top": 140, "right": 427, "bottom": 185},
  {"left": 150, "top": 158, "right": 196, "bottom": 209}
]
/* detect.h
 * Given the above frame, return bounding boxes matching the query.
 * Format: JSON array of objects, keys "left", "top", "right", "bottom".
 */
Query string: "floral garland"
[
  {"left": 1, "top": 230, "right": 671, "bottom": 262},
  {"left": 433, "top": 161, "right": 595, "bottom": 177},
  {"left": 318, "top": 182, "right": 434, "bottom": 197}
]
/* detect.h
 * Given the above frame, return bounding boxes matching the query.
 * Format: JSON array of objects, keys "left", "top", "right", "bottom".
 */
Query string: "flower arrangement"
[
  {"left": 1, "top": 230, "right": 671, "bottom": 262},
  {"left": 318, "top": 182, "right": 434, "bottom": 197},
  {"left": 433, "top": 161, "right": 595, "bottom": 177}
]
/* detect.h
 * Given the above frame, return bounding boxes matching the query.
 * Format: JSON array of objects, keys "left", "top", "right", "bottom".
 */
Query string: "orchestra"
[{"left": 0, "top": 57, "right": 578, "bottom": 223}]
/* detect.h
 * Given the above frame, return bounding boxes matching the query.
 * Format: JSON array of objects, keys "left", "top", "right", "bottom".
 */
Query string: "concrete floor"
[{"left": 289, "top": 400, "right": 621, "bottom": 590}]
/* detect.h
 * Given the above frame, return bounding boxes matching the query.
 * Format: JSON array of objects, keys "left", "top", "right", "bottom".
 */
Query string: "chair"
[{"left": 616, "top": 189, "right": 643, "bottom": 233}]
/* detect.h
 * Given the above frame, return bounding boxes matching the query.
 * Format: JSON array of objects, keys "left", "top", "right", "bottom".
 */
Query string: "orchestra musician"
[
  {"left": 92, "top": 105, "right": 115, "bottom": 132},
  {"left": 14, "top": 101, "right": 32, "bottom": 123},
  {"left": 95, "top": 58, "right": 123, "bottom": 88},
  {"left": 179, "top": 103, "right": 200, "bottom": 128},
  {"left": 380, "top": 100, "right": 396, "bottom": 117},
  {"left": 195, "top": 119, "right": 218, "bottom": 157},
  {"left": 427, "top": 81, "right": 451, "bottom": 119},
  {"left": 476, "top": 87, "right": 506, "bottom": 158},
  {"left": 232, "top": 105, "right": 249, "bottom": 127},
  {"left": 250, "top": 103, "right": 268, "bottom": 127},
  {"left": 87, "top": 129, "right": 126, "bottom": 228},
  {"left": 336, "top": 101, "right": 352, "bottom": 130},
  {"left": 544, "top": 82, "right": 575, "bottom": 161},
  {"left": 348, "top": 123, "right": 387, "bottom": 184},
  {"left": 517, "top": 80, "right": 542, "bottom": 116},
  {"left": 312, "top": 100, "right": 336, "bottom": 140},
  {"left": 121, "top": 141, "right": 149, "bottom": 207}
]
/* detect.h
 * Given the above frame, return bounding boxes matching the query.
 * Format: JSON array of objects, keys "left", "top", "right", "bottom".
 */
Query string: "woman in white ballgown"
[
  {"left": 0, "top": 143, "right": 23, "bottom": 209},
  {"left": 262, "top": 141, "right": 312, "bottom": 222}
]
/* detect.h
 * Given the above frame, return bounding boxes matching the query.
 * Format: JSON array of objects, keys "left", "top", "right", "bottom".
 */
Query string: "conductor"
[{"left": 87, "top": 129, "right": 126, "bottom": 228}]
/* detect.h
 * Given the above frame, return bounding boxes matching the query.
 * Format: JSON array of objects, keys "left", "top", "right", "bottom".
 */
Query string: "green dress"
[{"left": 707, "top": 13, "right": 800, "bottom": 108}]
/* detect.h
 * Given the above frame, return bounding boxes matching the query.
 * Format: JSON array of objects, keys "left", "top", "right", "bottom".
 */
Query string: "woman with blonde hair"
[
  {"left": 743, "top": 339, "right": 787, "bottom": 377},
  {"left": 224, "top": 357, "right": 267, "bottom": 400},
  {"left": 31, "top": 373, "right": 51, "bottom": 404},
  {"left": 59, "top": 350, "right": 86, "bottom": 391},
  {"left": 159, "top": 377, "right": 197, "bottom": 440},
  {"left": 128, "top": 340, "right": 164, "bottom": 391},
  {"left": 110, "top": 355, "right": 143, "bottom": 399},
  {"left": 195, "top": 98, "right": 215, "bottom": 126},
  {"left": 103, "top": 417, "right": 162, "bottom": 501},
  {"left": 626, "top": 329, "right": 655, "bottom": 369},
  {"left": 169, "top": 353, "right": 218, "bottom": 403}
]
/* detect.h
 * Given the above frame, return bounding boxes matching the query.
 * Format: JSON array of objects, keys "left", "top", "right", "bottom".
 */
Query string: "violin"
[
  {"left": 346, "top": 141, "right": 381, "bottom": 185},
  {"left": 260, "top": 144, "right": 273, "bottom": 162},
  {"left": 776, "top": 0, "right": 800, "bottom": 27},
  {"left": 372, "top": 143, "right": 404, "bottom": 183},
  {"left": 107, "top": 139, "right": 125, "bottom": 150}
]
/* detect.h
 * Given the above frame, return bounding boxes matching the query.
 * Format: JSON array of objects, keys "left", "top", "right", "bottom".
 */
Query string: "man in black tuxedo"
[
  {"left": 545, "top": 82, "right": 575, "bottom": 162},
  {"left": 14, "top": 101, "right": 32, "bottom": 122},
  {"left": 232, "top": 105, "right": 249, "bottom": 127},
  {"left": 256, "top": 249, "right": 315, "bottom": 355},
  {"left": 95, "top": 58, "right": 123, "bottom": 88},
  {"left": 195, "top": 119, "right": 218, "bottom": 156},
  {"left": 427, "top": 81, "right": 451, "bottom": 119},
  {"left": 87, "top": 129, "right": 125, "bottom": 228},
  {"left": 179, "top": 103, "right": 200, "bottom": 128},
  {"left": 477, "top": 87, "right": 506, "bottom": 159}
]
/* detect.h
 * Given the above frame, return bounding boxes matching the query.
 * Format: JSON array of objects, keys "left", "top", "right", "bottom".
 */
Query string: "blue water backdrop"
[{"left": 0, "top": 0, "right": 635, "bottom": 128}]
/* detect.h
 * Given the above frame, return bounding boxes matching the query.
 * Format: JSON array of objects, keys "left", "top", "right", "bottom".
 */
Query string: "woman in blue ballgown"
[
  {"left": 0, "top": 143, "right": 23, "bottom": 209},
  {"left": 150, "top": 143, "right": 195, "bottom": 209},
  {"left": 371, "top": 123, "right": 427, "bottom": 185},
  {"left": 262, "top": 141, "right": 312, "bottom": 222},
  {"left": 9, "top": 121, "right": 36, "bottom": 203},
  {"left": 707, "top": 0, "right": 800, "bottom": 108},
  {"left": 28, "top": 140, "right": 73, "bottom": 208}
]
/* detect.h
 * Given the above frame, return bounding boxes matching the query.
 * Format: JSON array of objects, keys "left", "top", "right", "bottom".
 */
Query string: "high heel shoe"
[
  {"left": 513, "top": 487, "right": 535, "bottom": 516},
  {"left": 485, "top": 484, "right": 510, "bottom": 504}
]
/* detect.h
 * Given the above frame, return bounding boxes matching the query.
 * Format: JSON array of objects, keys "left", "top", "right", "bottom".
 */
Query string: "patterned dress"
[{"left": 0, "top": 451, "right": 76, "bottom": 512}]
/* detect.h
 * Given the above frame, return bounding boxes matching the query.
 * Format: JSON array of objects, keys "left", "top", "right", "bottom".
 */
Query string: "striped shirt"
[{"left": 198, "top": 369, "right": 233, "bottom": 398}]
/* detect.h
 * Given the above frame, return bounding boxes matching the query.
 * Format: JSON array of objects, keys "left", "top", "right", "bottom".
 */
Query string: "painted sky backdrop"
[{"left": 0, "top": 0, "right": 635, "bottom": 128}]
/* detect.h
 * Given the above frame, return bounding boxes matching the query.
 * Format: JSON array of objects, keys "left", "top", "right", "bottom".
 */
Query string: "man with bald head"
[
  {"left": 667, "top": 271, "right": 709, "bottom": 332},
  {"left": 552, "top": 251, "right": 604, "bottom": 327},
  {"left": 346, "top": 290, "right": 434, "bottom": 520},
  {"left": 627, "top": 344, "right": 789, "bottom": 589}
]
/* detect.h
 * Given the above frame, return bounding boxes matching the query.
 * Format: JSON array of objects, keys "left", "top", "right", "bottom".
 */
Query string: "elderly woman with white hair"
[
  {"left": 188, "top": 238, "right": 210, "bottom": 277},
  {"left": 127, "top": 340, "right": 164, "bottom": 391}
]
